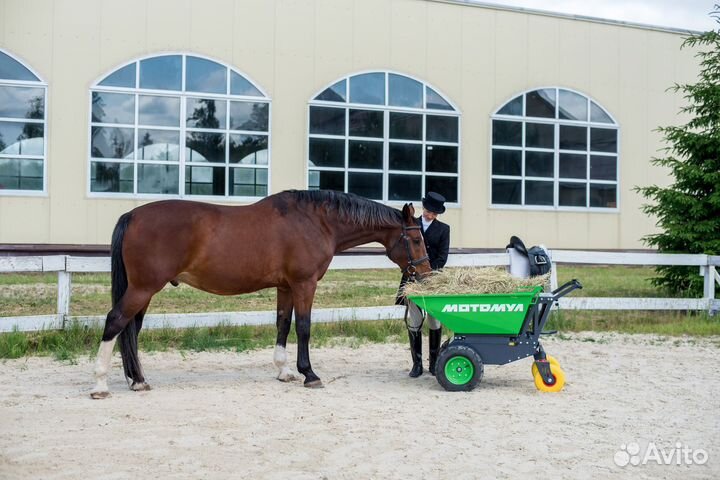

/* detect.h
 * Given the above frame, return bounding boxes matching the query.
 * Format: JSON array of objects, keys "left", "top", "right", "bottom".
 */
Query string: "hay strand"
[{"left": 402, "top": 267, "right": 550, "bottom": 297}]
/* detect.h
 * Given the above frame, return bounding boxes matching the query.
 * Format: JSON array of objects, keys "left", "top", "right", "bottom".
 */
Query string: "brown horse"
[{"left": 90, "top": 190, "right": 432, "bottom": 398}]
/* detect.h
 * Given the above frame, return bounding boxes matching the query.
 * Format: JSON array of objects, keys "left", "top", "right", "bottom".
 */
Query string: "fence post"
[
  {"left": 57, "top": 270, "right": 72, "bottom": 328},
  {"left": 550, "top": 263, "right": 559, "bottom": 291},
  {"left": 702, "top": 265, "right": 716, "bottom": 315}
]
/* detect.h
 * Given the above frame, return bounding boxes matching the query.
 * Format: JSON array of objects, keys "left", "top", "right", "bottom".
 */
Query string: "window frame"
[
  {"left": 0, "top": 48, "right": 48, "bottom": 197},
  {"left": 489, "top": 87, "right": 620, "bottom": 213},
  {"left": 87, "top": 52, "right": 271, "bottom": 201},
  {"left": 307, "top": 70, "right": 462, "bottom": 207}
]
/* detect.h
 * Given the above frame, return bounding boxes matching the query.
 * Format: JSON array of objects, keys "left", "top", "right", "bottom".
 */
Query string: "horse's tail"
[
  {"left": 110, "top": 212, "right": 142, "bottom": 382},
  {"left": 110, "top": 212, "right": 132, "bottom": 307}
]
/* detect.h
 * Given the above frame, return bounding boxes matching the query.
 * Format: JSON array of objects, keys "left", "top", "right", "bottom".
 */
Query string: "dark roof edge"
[{"left": 425, "top": 0, "right": 704, "bottom": 35}]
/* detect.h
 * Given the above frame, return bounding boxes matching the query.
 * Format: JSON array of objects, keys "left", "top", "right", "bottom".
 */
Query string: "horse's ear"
[{"left": 402, "top": 203, "right": 415, "bottom": 221}]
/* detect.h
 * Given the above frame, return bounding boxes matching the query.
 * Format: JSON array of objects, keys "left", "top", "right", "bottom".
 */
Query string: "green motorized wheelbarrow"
[{"left": 408, "top": 279, "right": 582, "bottom": 392}]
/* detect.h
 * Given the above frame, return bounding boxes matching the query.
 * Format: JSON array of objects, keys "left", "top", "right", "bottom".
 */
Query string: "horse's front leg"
[
  {"left": 290, "top": 280, "right": 322, "bottom": 388},
  {"left": 274, "top": 286, "right": 297, "bottom": 382}
]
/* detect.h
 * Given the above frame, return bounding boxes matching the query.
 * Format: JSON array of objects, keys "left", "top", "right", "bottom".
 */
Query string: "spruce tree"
[{"left": 636, "top": 7, "right": 720, "bottom": 296}]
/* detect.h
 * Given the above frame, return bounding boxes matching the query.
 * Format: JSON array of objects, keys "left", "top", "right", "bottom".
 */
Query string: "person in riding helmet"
[{"left": 396, "top": 192, "right": 450, "bottom": 377}]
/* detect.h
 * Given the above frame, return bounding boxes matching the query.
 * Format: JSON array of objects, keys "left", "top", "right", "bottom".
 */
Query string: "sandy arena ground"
[{"left": 1, "top": 333, "right": 718, "bottom": 480}]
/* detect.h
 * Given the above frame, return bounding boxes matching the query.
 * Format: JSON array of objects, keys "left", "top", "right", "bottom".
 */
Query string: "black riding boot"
[
  {"left": 429, "top": 327, "right": 442, "bottom": 376},
  {"left": 408, "top": 330, "right": 423, "bottom": 377}
]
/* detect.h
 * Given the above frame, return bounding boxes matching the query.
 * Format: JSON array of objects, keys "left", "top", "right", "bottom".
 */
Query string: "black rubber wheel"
[{"left": 436, "top": 345, "right": 484, "bottom": 392}]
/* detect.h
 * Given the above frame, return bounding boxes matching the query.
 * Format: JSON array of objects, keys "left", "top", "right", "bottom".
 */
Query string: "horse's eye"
[{"left": 413, "top": 237, "right": 422, "bottom": 245}]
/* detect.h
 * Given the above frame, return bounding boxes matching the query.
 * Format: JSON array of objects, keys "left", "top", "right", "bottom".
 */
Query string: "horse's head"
[{"left": 386, "top": 203, "right": 433, "bottom": 279}]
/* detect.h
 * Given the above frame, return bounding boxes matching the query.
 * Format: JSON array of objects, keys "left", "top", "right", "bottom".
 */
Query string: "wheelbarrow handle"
[{"left": 551, "top": 279, "right": 583, "bottom": 300}]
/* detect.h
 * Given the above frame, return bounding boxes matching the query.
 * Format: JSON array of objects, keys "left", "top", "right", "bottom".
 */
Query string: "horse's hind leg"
[
  {"left": 274, "top": 286, "right": 296, "bottom": 382},
  {"left": 90, "top": 290, "right": 151, "bottom": 399},
  {"left": 128, "top": 303, "right": 151, "bottom": 391}
]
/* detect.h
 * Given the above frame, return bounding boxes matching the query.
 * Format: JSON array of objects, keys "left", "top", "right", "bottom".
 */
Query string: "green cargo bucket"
[{"left": 408, "top": 286, "right": 543, "bottom": 335}]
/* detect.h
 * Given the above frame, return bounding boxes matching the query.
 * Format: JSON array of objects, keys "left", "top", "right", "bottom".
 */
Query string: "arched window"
[
  {"left": 89, "top": 54, "right": 270, "bottom": 198},
  {"left": 0, "top": 49, "right": 46, "bottom": 194},
  {"left": 491, "top": 88, "right": 618, "bottom": 209},
  {"left": 308, "top": 72, "right": 460, "bottom": 203}
]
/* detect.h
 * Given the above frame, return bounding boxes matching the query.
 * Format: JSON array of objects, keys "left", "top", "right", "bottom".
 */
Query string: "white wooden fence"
[{"left": 1, "top": 251, "right": 718, "bottom": 333}]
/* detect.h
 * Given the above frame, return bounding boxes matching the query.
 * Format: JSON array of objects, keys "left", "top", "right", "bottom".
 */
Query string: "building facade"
[{"left": 0, "top": 0, "right": 700, "bottom": 249}]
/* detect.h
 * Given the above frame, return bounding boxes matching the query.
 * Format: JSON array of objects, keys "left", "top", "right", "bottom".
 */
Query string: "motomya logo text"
[{"left": 441, "top": 303, "right": 525, "bottom": 313}]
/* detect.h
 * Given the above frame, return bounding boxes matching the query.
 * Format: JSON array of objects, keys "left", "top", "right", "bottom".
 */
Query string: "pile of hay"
[{"left": 402, "top": 267, "right": 550, "bottom": 297}]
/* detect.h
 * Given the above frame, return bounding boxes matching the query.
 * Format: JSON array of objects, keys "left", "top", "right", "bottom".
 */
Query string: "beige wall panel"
[
  {"left": 460, "top": 8, "right": 495, "bottom": 76},
  {"left": 389, "top": 0, "right": 428, "bottom": 75},
  {"left": 557, "top": 20, "right": 591, "bottom": 92},
  {"left": 587, "top": 213, "right": 620, "bottom": 249},
  {"left": 2, "top": 0, "right": 53, "bottom": 79},
  {"left": 646, "top": 32, "right": 683, "bottom": 94},
  {"left": 425, "top": 2, "right": 463, "bottom": 94},
  {"left": 189, "top": 0, "right": 234, "bottom": 60},
  {"left": 86, "top": 199, "right": 139, "bottom": 244},
  {"left": 588, "top": 23, "right": 620, "bottom": 97},
  {"left": 0, "top": 198, "right": 50, "bottom": 242},
  {"left": 352, "top": 0, "right": 391, "bottom": 68},
  {"left": 145, "top": 0, "right": 191, "bottom": 51},
  {"left": 618, "top": 29, "right": 649, "bottom": 92},
  {"left": 275, "top": 0, "right": 315, "bottom": 59},
  {"left": 0, "top": 1, "right": 5, "bottom": 43},
  {"left": 98, "top": 0, "right": 147, "bottom": 70},
  {"left": 315, "top": 0, "right": 353, "bottom": 66},
  {"left": 271, "top": 53, "right": 314, "bottom": 192},
  {"left": 494, "top": 11, "right": 529, "bottom": 95},
  {"left": 232, "top": 0, "right": 275, "bottom": 59},
  {"left": 526, "top": 15, "right": 560, "bottom": 86},
  {"left": 47, "top": 0, "right": 103, "bottom": 243}
]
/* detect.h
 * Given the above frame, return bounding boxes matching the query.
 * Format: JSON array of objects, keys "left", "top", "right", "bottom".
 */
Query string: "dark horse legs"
[
  {"left": 273, "top": 286, "right": 296, "bottom": 381},
  {"left": 291, "top": 280, "right": 322, "bottom": 388}
]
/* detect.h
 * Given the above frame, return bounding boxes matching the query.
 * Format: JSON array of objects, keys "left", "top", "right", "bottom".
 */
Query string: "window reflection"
[
  {"left": 138, "top": 129, "right": 180, "bottom": 161},
  {"left": 229, "top": 134, "right": 268, "bottom": 165},
  {"left": 139, "top": 55, "right": 182, "bottom": 91},
  {"left": 185, "top": 132, "right": 225, "bottom": 163},
  {"left": 0, "top": 122, "right": 44, "bottom": 155},
  {"left": 139, "top": 96, "right": 180, "bottom": 127},
  {"left": 388, "top": 74, "right": 422, "bottom": 108},
  {"left": 186, "top": 56, "right": 227, "bottom": 94},
  {"left": 187, "top": 98, "right": 226, "bottom": 129},
  {"left": 0, "top": 51, "right": 39, "bottom": 81},
  {"left": 92, "top": 92, "right": 135, "bottom": 124},
  {"left": 0, "top": 158, "right": 43, "bottom": 190},
  {"left": 316, "top": 80, "right": 346, "bottom": 102},
  {"left": 98, "top": 63, "right": 136, "bottom": 88},
  {"left": 230, "top": 102, "right": 268, "bottom": 131},
  {"left": 492, "top": 88, "right": 618, "bottom": 209},
  {"left": 138, "top": 164, "right": 179, "bottom": 194},
  {"left": 91, "top": 54, "right": 270, "bottom": 196},
  {"left": 185, "top": 165, "right": 225, "bottom": 195},
  {"left": 309, "top": 72, "right": 459, "bottom": 203},
  {"left": 91, "top": 161, "right": 133, "bottom": 193},
  {"left": 0, "top": 86, "right": 44, "bottom": 119},
  {"left": 349, "top": 73, "right": 385, "bottom": 105},
  {"left": 230, "top": 167, "right": 268, "bottom": 196},
  {"left": 91, "top": 126, "right": 133, "bottom": 159},
  {"left": 526, "top": 89, "right": 556, "bottom": 118}
]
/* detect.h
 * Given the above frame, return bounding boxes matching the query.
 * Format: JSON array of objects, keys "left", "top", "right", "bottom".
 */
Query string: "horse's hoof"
[
  {"left": 277, "top": 372, "right": 297, "bottom": 382},
  {"left": 304, "top": 379, "right": 324, "bottom": 389},
  {"left": 130, "top": 382, "right": 152, "bottom": 391},
  {"left": 90, "top": 391, "right": 110, "bottom": 400}
]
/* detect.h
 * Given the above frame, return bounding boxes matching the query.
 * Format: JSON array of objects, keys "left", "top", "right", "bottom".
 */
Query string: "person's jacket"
[{"left": 395, "top": 217, "right": 450, "bottom": 304}]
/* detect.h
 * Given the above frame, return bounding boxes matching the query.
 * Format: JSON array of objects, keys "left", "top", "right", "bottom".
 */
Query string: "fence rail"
[{"left": 1, "top": 251, "right": 718, "bottom": 333}]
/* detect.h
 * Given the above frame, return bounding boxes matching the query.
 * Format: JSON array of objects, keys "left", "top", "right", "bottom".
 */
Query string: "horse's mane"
[{"left": 281, "top": 190, "right": 403, "bottom": 228}]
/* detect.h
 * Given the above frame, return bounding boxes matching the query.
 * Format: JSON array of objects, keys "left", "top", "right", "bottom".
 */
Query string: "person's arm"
[{"left": 433, "top": 225, "right": 450, "bottom": 270}]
